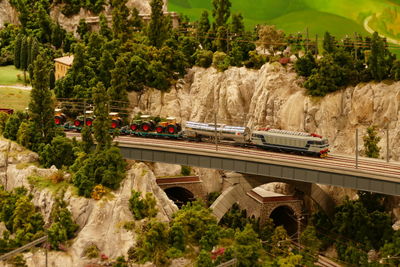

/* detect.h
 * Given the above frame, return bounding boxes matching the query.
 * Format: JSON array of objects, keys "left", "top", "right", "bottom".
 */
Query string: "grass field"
[
  {"left": 0, "top": 65, "right": 26, "bottom": 86},
  {"left": 0, "top": 87, "right": 30, "bottom": 111},
  {"left": 168, "top": 0, "right": 392, "bottom": 38}
]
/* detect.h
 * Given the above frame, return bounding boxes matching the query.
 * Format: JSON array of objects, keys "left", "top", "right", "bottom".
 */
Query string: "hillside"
[{"left": 168, "top": 0, "right": 392, "bottom": 39}]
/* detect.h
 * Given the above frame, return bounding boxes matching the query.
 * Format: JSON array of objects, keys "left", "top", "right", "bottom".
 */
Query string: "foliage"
[
  {"left": 299, "top": 226, "right": 320, "bottom": 265},
  {"left": 380, "top": 230, "right": 400, "bottom": 266},
  {"left": 169, "top": 222, "right": 185, "bottom": 252},
  {"left": 219, "top": 203, "right": 249, "bottom": 231},
  {"left": 257, "top": 25, "right": 285, "bottom": 55},
  {"left": 147, "top": 0, "right": 170, "bottom": 48},
  {"left": 93, "top": 82, "right": 112, "bottom": 149},
  {"left": 171, "top": 201, "right": 218, "bottom": 244},
  {"left": 368, "top": 32, "right": 394, "bottom": 81},
  {"left": 234, "top": 224, "right": 262, "bottom": 267},
  {"left": 72, "top": 146, "right": 126, "bottom": 197},
  {"left": 91, "top": 184, "right": 107, "bottom": 200},
  {"left": 363, "top": 126, "right": 381, "bottom": 158},
  {"left": 80, "top": 126, "right": 94, "bottom": 154},
  {"left": 131, "top": 219, "right": 170, "bottom": 265},
  {"left": 29, "top": 53, "right": 57, "bottom": 145},
  {"left": 3, "top": 111, "right": 26, "bottom": 141},
  {"left": 108, "top": 55, "right": 129, "bottom": 107},
  {"left": 0, "top": 112, "right": 10, "bottom": 135},
  {"left": 39, "top": 136, "right": 76, "bottom": 169},
  {"left": 14, "top": 34, "right": 22, "bottom": 69},
  {"left": 294, "top": 52, "right": 316, "bottom": 77},
  {"left": 128, "top": 190, "right": 158, "bottom": 220},
  {"left": 48, "top": 199, "right": 79, "bottom": 249},
  {"left": 213, "top": 51, "right": 230, "bottom": 71},
  {"left": 244, "top": 50, "right": 266, "bottom": 69},
  {"left": 196, "top": 250, "right": 213, "bottom": 267},
  {"left": 180, "top": 165, "right": 191, "bottom": 176},
  {"left": 84, "top": 243, "right": 100, "bottom": 258},
  {"left": 212, "top": 0, "right": 231, "bottom": 28},
  {"left": 112, "top": 0, "right": 132, "bottom": 42},
  {"left": 0, "top": 186, "right": 45, "bottom": 252}
]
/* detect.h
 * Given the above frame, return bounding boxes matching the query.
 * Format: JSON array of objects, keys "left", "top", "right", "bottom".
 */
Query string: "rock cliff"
[{"left": 131, "top": 63, "right": 400, "bottom": 161}]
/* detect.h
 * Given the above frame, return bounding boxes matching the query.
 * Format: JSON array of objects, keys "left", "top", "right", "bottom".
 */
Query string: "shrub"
[
  {"left": 91, "top": 184, "right": 106, "bottom": 200},
  {"left": 39, "top": 136, "right": 76, "bottom": 169},
  {"left": 128, "top": 190, "right": 158, "bottom": 220},
  {"left": 195, "top": 49, "right": 213, "bottom": 68},
  {"left": 0, "top": 112, "right": 10, "bottom": 135},
  {"left": 244, "top": 50, "right": 266, "bottom": 69},
  {"left": 49, "top": 170, "right": 65, "bottom": 184},
  {"left": 212, "top": 51, "right": 230, "bottom": 72},
  {"left": 84, "top": 243, "right": 100, "bottom": 258},
  {"left": 3, "top": 111, "right": 26, "bottom": 141},
  {"left": 180, "top": 165, "right": 191, "bottom": 176}
]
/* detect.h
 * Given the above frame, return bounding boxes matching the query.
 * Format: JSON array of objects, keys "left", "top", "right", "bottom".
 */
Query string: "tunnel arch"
[
  {"left": 269, "top": 205, "right": 298, "bottom": 239},
  {"left": 164, "top": 186, "right": 195, "bottom": 208}
]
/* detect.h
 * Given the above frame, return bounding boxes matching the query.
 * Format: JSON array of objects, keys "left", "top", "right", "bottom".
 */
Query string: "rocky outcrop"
[
  {"left": 0, "top": 140, "right": 178, "bottom": 266},
  {"left": 0, "top": 0, "right": 19, "bottom": 28},
  {"left": 131, "top": 63, "right": 400, "bottom": 161}
]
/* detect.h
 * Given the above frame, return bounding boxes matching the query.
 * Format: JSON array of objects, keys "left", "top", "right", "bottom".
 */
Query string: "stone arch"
[
  {"left": 210, "top": 184, "right": 247, "bottom": 222},
  {"left": 164, "top": 186, "right": 195, "bottom": 208}
]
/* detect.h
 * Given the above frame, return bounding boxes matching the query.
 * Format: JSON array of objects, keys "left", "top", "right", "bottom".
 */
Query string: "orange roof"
[{"left": 54, "top": 55, "right": 74, "bottom": 66}]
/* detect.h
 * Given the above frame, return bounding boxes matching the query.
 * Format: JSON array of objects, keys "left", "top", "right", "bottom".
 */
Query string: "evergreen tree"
[
  {"left": 80, "top": 126, "right": 94, "bottom": 154},
  {"left": 212, "top": 0, "right": 232, "bottom": 29},
  {"left": 214, "top": 26, "right": 228, "bottom": 52},
  {"left": 147, "top": 0, "right": 170, "bottom": 48},
  {"left": 51, "top": 23, "right": 65, "bottom": 49},
  {"left": 29, "top": 53, "right": 56, "bottom": 145},
  {"left": 27, "top": 36, "right": 33, "bottom": 68},
  {"left": 368, "top": 32, "right": 394, "bottom": 81},
  {"left": 197, "top": 11, "right": 211, "bottom": 49},
  {"left": 98, "top": 50, "right": 115, "bottom": 88},
  {"left": 99, "top": 13, "right": 112, "bottom": 40},
  {"left": 111, "top": 0, "right": 131, "bottom": 42},
  {"left": 294, "top": 52, "right": 317, "bottom": 77},
  {"left": 130, "top": 7, "right": 143, "bottom": 31},
  {"left": 323, "top": 31, "right": 336, "bottom": 53},
  {"left": 92, "top": 82, "right": 112, "bottom": 149},
  {"left": 108, "top": 56, "right": 128, "bottom": 105},
  {"left": 77, "top": 19, "right": 90, "bottom": 41},
  {"left": 230, "top": 13, "right": 244, "bottom": 35},
  {"left": 363, "top": 126, "right": 381, "bottom": 158},
  {"left": 20, "top": 35, "right": 29, "bottom": 84},
  {"left": 14, "top": 34, "right": 22, "bottom": 69}
]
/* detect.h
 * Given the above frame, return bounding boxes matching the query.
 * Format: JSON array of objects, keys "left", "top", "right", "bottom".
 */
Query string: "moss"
[
  {"left": 27, "top": 175, "right": 69, "bottom": 194},
  {"left": 123, "top": 221, "right": 136, "bottom": 231},
  {"left": 15, "top": 162, "right": 38, "bottom": 169},
  {"left": 83, "top": 243, "right": 100, "bottom": 259}
]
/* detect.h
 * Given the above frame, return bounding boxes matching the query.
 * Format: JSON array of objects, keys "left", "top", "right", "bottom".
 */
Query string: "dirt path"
[
  {"left": 364, "top": 15, "right": 400, "bottom": 45},
  {"left": 0, "top": 84, "right": 32, "bottom": 90}
]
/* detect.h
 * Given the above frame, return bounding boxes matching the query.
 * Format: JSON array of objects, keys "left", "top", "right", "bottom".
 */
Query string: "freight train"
[{"left": 56, "top": 113, "right": 330, "bottom": 158}]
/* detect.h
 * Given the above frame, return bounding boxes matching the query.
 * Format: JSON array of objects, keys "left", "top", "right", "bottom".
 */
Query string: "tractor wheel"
[
  {"left": 111, "top": 120, "right": 119, "bottom": 129},
  {"left": 86, "top": 118, "right": 93, "bottom": 126},
  {"left": 176, "top": 124, "right": 182, "bottom": 132},
  {"left": 141, "top": 122, "right": 151, "bottom": 132},
  {"left": 55, "top": 116, "right": 64, "bottom": 125},
  {"left": 167, "top": 124, "right": 177, "bottom": 134},
  {"left": 74, "top": 120, "right": 82, "bottom": 127},
  {"left": 156, "top": 126, "right": 165, "bottom": 133},
  {"left": 130, "top": 124, "right": 139, "bottom": 131}
]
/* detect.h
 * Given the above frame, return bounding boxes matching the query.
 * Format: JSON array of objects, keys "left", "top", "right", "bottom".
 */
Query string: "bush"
[
  {"left": 72, "top": 146, "right": 127, "bottom": 197},
  {"left": 39, "top": 136, "right": 76, "bottom": 169},
  {"left": 180, "top": 165, "right": 191, "bottom": 176},
  {"left": 244, "top": 50, "right": 266, "bottom": 69},
  {"left": 294, "top": 52, "right": 317, "bottom": 77},
  {"left": 91, "top": 184, "right": 106, "bottom": 200},
  {"left": 212, "top": 51, "right": 230, "bottom": 72},
  {"left": 195, "top": 49, "right": 213, "bottom": 68},
  {"left": 84, "top": 243, "right": 100, "bottom": 258},
  {"left": 0, "top": 112, "right": 10, "bottom": 135},
  {"left": 3, "top": 111, "right": 26, "bottom": 141},
  {"left": 128, "top": 190, "right": 158, "bottom": 220}
]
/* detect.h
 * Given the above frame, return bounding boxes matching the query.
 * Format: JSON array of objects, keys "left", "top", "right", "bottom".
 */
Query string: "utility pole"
[
  {"left": 354, "top": 32, "right": 358, "bottom": 61},
  {"left": 315, "top": 34, "right": 319, "bottom": 55},
  {"left": 214, "top": 111, "right": 218, "bottom": 151},
  {"left": 355, "top": 128, "right": 359, "bottom": 168},
  {"left": 306, "top": 27, "right": 309, "bottom": 53},
  {"left": 386, "top": 125, "right": 390, "bottom": 163}
]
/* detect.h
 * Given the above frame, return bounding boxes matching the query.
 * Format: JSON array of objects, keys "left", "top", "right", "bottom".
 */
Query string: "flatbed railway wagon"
[{"left": 125, "top": 115, "right": 182, "bottom": 138}]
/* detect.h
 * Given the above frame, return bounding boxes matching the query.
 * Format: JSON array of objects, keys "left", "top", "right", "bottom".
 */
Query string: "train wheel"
[
  {"left": 141, "top": 122, "right": 151, "bottom": 132},
  {"left": 167, "top": 125, "right": 177, "bottom": 134},
  {"left": 156, "top": 126, "right": 164, "bottom": 133}
]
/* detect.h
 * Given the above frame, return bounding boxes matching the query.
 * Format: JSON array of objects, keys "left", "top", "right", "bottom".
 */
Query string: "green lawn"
[
  {"left": 0, "top": 65, "right": 26, "bottom": 86},
  {"left": 0, "top": 87, "right": 30, "bottom": 111}
]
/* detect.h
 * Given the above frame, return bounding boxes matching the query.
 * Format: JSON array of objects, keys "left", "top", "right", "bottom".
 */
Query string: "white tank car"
[
  {"left": 184, "top": 121, "right": 250, "bottom": 143},
  {"left": 251, "top": 129, "right": 329, "bottom": 157}
]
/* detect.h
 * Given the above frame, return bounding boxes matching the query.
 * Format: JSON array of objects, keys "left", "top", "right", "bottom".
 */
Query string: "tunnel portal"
[
  {"left": 164, "top": 187, "right": 195, "bottom": 208},
  {"left": 270, "top": 205, "right": 298, "bottom": 239}
]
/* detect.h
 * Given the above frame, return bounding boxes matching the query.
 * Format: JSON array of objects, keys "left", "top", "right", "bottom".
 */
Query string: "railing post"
[
  {"left": 355, "top": 128, "right": 359, "bottom": 169},
  {"left": 83, "top": 99, "right": 87, "bottom": 126},
  {"left": 214, "top": 111, "right": 218, "bottom": 151}
]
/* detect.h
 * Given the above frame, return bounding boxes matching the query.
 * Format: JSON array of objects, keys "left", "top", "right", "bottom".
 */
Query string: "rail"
[
  {"left": 0, "top": 236, "right": 48, "bottom": 261},
  {"left": 216, "top": 258, "right": 237, "bottom": 267}
]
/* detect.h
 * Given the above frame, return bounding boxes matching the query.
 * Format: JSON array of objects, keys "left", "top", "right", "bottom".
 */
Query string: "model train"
[{"left": 55, "top": 113, "right": 330, "bottom": 158}]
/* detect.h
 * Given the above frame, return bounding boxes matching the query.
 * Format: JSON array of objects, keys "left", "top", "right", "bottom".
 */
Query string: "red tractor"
[
  {"left": 110, "top": 112, "right": 123, "bottom": 129},
  {"left": 74, "top": 111, "right": 95, "bottom": 128},
  {"left": 54, "top": 109, "right": 67, "bottom": 126}
]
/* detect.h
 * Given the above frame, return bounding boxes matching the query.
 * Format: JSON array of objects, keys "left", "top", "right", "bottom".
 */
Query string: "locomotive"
[{"left": 57, "top": 112, "right": 330, "bottom": 158}]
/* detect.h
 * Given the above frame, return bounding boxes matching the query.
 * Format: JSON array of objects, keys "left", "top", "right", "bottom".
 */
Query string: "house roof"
[{"left": 54, "top": 55, "right": 74, "bottom": 66}]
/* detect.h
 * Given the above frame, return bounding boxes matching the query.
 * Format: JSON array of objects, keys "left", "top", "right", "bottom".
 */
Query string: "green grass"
[
  {"left": 168, "top": 0, "right": 393, "bottom": 38},
  {"left": 27, "top": 175, "right": 70, "bottom": 194},
  {"left": 0, "top": 87, "right": 30, "bottom": 111},
  {"left": 0, "top": 65, "right": 26, "bottom": 85}
]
